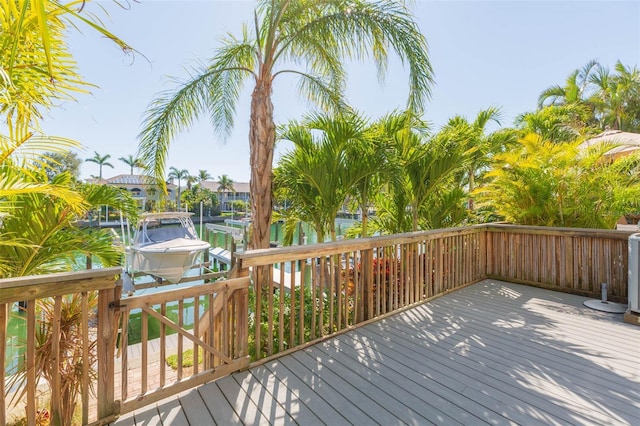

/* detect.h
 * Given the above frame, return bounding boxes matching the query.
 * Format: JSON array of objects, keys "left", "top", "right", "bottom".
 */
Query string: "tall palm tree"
[
  {"left": 138, "top": 0, "right": 433, "bottom": 249},
  {"left": 85, "top": 151, "right": 113, "bottom": 180},
  {"left": 198, "top": 169, "right": 212, "bottom": 182},
  {"left": 119, "top": 154, "right": 143, "bottom": 175},
  {"left": 589, "top": 61, "right": 640, "bottom": 131},
  {"left": 168, "top": 166, "right": 190, "bottom": 210},
  {"left": 538, "top": 59, "right": 600, "bottom": 108},
  {"left": 217, "top": 174, "right": 235, "bottom": 212},
  {"left": 186, "top": 174, "right": 198, "bottom": 190}
]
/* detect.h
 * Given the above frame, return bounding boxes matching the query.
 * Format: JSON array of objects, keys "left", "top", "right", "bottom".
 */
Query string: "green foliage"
[
  {"left": 275, "top": 111, "right": 378, "bottom": 242},
  {"left": 166, "top": 348, "right": 203, "bottom": 370},
  {"left": 371, "top": 113, "right": 471, "bottom": 234},
  {"left": 537, "top": 60, "right": 640, "bottom": 132},
  {"left": 85, "top": 151, "right": 114, "bottom": 180},
  {"left": 138, "top": 0, "right": 433, "bottom": 249},
  {"left": 0, "top": 170, "right": 138, "bottom": 277},
  {"left": 248, "top": 281, "right": 331, "bottom": 360},
  {"left": 477, "top": 133, "right": 640, "bottom": 228},
  {"left": 8, "top": 293, "right": 99, "bottom": 426},
  {"left": 181, "top": 184, "right": 219, "bottom": 216},
  {"left": 35, "top": 150, "right": 82, "bottom": 182}
]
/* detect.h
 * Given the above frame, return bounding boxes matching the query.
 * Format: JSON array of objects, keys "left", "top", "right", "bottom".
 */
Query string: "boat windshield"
[{"left": 134, "top": 215, "right": 198, "bottom": 245}]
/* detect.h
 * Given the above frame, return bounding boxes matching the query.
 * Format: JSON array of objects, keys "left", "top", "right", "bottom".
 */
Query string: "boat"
[{"left": 126, "top": 212, "right": 211, "bottom": 284}]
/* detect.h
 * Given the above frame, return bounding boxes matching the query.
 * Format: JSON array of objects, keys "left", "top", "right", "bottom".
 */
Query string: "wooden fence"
[
  {"left": 485, "top": 224, "right": 631, "bottom": 302},
  {"left": 0, "top": 224, "right": 634, "bottom": 424},
  {"left": 0, "top": 268, "right": 121, "bottom": 426},
  {"left": 234, "top": 226, "right": 486, "bottom": 362}
]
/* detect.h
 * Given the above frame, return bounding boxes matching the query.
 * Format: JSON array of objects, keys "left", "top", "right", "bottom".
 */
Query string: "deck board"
[{"left": 110, "top": 280, "right": 640, "bottom": 425}]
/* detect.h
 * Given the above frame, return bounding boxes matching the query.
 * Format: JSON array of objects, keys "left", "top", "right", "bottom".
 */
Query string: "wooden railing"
[
  {"left": 114, "top": 277, "right": 249, "bottom": 415},
  {"left": 234, "top": 226, "right": 486, "bottom": 362},
  {"left": 1, "top": 224, "right": 633, "bottom": 424},
  {"left": 485, "top": 224, "right": 631, "bottom": 303},
  {"left": 0, "top": 268, "right": 121, "bottom": 425}
]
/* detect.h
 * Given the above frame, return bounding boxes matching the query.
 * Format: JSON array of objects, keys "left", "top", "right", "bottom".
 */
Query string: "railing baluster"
[
  {"left": 193, "top": 296, "right": 199, "bottom": 374},
  {"left": 81, "top": 292, "right": 89, "bottom": 425},
  {"left": 299, "top": 260, "right": 305, "bottom": 346},
  {"left": 279, "top": 262, "right": 285, "bottom": 353},
  {"left": 141, "top": 308, "right": 148, "bottom": 395},
  {"left": 160, "top": 303, "right": 166, "bottom": 387},
  {"left": 24, "top": 301, "right": 35, "bottom": 426},
  {"left": 121, "top": 310, "right": 129, "bottom": 402},
  {"left": 51, "top": 296, "right": 62, "bottom": 425},
  {"left": 289, "top": 260, "right": 296, "bottom": 348}
]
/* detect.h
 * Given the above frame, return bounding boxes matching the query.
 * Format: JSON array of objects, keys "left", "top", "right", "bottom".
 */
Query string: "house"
[
  {"left": 200, "top": 180, "right": 250, "bottom": 213},
  {"left": 89, "top": 174, "right": 178, "bottom": 211},
  {"left": 580, "top": 129, "right": 640, "bottom": 159}
]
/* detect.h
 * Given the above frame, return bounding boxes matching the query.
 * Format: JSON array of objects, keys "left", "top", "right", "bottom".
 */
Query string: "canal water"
[{"left": 5, "top": 219, "right": 356, "bottom": 372}]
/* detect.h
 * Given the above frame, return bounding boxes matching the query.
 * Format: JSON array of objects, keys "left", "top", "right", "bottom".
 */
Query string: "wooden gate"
[{"left": 115, "top": 277, "right": 250, "bottom": 414}]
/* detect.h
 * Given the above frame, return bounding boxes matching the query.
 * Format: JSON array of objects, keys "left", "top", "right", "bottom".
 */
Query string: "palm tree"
[
  {"left": 119, "top": 154, "right": 143, "bottom": 175},
  {"left": 1, "top": 3, "right": 133, "bottom": 424},
  {"left": 186, "top": 174, "right": 198, "bottom": 190},
  {"left": 442, "top": 107, "right": 514, "bottom": 210},
  {"left": 538, "top": 59, "right": 600, "bottom": 108},
  {"left": 168, "top": 166, "right": 190, "bottom": 210},
  {"left": 85, "top": 151, "right": 114, "bottom": 180},
  {"left": 217, "top": 174, "right": 235, "bottom": 213},
  {"left": 371, "top": 120, "right": 469, "bottom": 233},
  {"left": 589, "top": 61, "right": 640, "bottom": 131},
  {"left": 138, "top": 0, "right": 433, "bottom": 249},
  {"left": 275, "top": 112, "right": 377, "bottom": 242},
  {"left": 515, "top": 104, "right": 592, "bottom": 142},
  {"left": 477, "top": 133, "right": 640, "bottom": 228},
  {"left": 198, "top": 169, "right": 212, "bottom": 182}
]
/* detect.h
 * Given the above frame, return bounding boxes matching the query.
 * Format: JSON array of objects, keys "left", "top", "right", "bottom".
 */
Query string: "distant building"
[
  {"left": 580, "top": 129, "right": 640, "bottom": 160},
  {"left": 88, "top": 174, "right": 178, "bottom": 210},
  {"left": 200, "top": 181, "right": 250, "bottom": 213}
]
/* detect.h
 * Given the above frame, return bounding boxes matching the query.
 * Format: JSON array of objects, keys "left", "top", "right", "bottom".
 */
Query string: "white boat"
[{"left": 126, "top": 212, "right": 211, "bottom": 284}]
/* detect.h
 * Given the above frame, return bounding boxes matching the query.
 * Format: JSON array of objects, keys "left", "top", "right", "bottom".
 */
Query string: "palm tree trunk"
[{"left": 249, "top": 76, "right": 275, "bottom": 250}]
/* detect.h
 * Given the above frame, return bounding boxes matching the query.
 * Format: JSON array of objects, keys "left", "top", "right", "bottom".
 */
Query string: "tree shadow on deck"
[{"left": 113, "top": 280, "right": 639, "bottom": 425}]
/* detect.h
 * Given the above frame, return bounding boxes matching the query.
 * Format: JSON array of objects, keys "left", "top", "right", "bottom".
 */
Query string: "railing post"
[
  {"left": 0, "top": 303, "right": 7, "bottom": 426},
  {"left": 97, "top": 278, "right": 121, "bottom": 420},
  {"left": 363, "top": 249, "right": 374, "bottom": 320}
]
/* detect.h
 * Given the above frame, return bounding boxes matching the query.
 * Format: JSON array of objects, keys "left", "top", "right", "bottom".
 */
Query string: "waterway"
[{"left": 4, "top": 219, "right": 356, "bottom": 373}]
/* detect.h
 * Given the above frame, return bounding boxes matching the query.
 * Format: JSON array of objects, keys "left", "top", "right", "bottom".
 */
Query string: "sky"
[{"left": 41, "top": 0, "right": 640, "bottom": 182}]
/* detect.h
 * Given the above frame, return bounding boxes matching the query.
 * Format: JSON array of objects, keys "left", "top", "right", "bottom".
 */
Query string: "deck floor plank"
[
  {"left": 290, "top": 349, "right": 406, "bottom": 425},
  {"left": 233, "top": 369, "right": 297, "bottom": 425},
  {"left": 177, "top": 389, "right": 215, "bottom": 426},
  {"left": 110, "top": 280, "right": 640, "bottom": 426},
  {"left": 131, "top": 404, "right": 161, "bottom": 426},
  {"left": 156, "top": 396, "right": 189, "bottom": 425},
  {"left": 263, "top": 356, "right": 369, "bottom": 424},
  {"left": 196, "top": 380, "right": 243, "bottom": 425},
  {"left": 249, "top": 365, "right": 326, "bottom": 425},
  {"left": 215, "top": 374, "right": 271, "bottom": 425},
  {"left": 327, "top": 332, "right": 513, "bottom": 425},
  {"left": 311, "top": 339, "right": 469, "bottom": 425}
]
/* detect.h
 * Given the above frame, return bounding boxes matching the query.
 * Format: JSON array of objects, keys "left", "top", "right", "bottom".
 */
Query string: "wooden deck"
[{"left": 110, "top": 280, "right": 640, "bottom": 425}]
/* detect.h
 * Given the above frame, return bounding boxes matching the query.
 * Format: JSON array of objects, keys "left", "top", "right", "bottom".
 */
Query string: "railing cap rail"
[
  {"left": 235, "top": 223, "right": 635, "bottom": 267},
  {"left": 0, "top": 267, "right": 122, "bottom": 303},
  {"left": 235, "top": 225, "right": 485, "bottom": 267}
]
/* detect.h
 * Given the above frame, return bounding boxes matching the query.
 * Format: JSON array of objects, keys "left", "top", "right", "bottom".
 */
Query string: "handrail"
[
  {"left": 235, "top": 225, "right": 484, "bottom": 266},
  {"left": 1, "top": 224, "right": 634, "bottom": 424},
  {"left": 0, "top": 267, "right": 121, "bottom": 304}
]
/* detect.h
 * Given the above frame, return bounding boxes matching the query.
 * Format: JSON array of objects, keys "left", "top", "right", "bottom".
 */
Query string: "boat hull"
[{"left": 127, "top": 238, "right": 210, "bottom": 284}]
